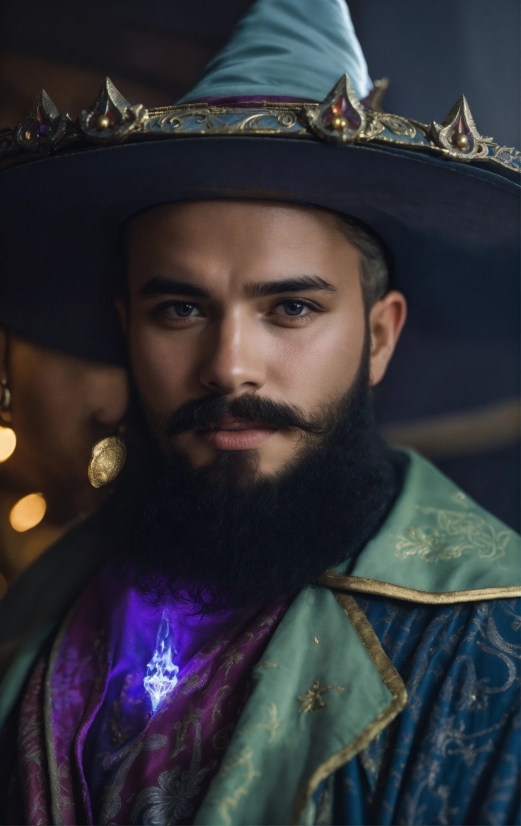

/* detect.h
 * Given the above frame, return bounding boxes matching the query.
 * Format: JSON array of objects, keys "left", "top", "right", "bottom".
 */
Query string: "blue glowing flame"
[{"left": 143, "top": 611, "right": 179, "bottom": 712}]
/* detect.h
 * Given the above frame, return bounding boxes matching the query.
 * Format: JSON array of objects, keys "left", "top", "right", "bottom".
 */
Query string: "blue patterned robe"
[{"left": 322, "top": 595, "right": 520, "bottom": 825}]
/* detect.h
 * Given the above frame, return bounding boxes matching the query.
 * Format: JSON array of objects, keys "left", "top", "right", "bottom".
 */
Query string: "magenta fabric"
[
  {"left": 5, "top": 565, "right": 288, "bottom": 825},
  {"left": 189, "top": 91, "right": 376, "bottom": 110}
]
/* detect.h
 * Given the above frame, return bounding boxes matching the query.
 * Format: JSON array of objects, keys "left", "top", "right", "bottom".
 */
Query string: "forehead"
[{"left": 126, "top": 200, "right": 361, "bottom": 290}]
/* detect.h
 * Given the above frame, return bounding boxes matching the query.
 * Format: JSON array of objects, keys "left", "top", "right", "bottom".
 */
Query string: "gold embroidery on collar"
[
  {"left": 320, "top": 573, "right": 521, "bottom": 604},
  {"left": 394, "top": 493, "right": 513, "bottom": 563},
  {"left": 291, "top": 593, "right": 407, "bottom": 825},
  {"left": 298, "top": 681, "right": 344, "bottom": 713}
]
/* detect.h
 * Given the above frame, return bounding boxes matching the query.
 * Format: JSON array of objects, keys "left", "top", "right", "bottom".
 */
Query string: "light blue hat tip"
[{"left": 179, "top": 0, "right": 372, "bottom": 104}]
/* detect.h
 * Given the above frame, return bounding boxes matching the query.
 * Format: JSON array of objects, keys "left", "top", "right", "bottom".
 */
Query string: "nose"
[
  {"left": 199, "top": 309, "right": 267, "bottom": 394},
  {"left": 88, "top": 365, "right": 129, "bottom": 428}
]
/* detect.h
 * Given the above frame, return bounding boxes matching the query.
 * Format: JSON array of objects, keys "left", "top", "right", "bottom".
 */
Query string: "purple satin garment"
[
  {"left": 8, "top": 564, "right": 288, "bottom": 825},
  {"left": 191, "top": 90, "right": 376, "bottom": 109}
]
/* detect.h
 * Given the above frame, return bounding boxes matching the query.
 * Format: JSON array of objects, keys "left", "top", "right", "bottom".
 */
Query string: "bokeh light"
[
  {"left": 0, "top": 426, "right": 16, "bottom": 462},
  {"left": 10, "top": 492, "right": 47, "bottom": 532}
]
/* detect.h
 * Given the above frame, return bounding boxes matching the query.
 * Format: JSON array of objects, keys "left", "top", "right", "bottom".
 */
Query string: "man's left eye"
[{"left": 276, "top": 300, "right": 311, "bottom": 316}]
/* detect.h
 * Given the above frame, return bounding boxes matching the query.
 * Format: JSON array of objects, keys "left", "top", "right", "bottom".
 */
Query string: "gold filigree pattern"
[
  {"left": 298, "top": 680, "right": 345, "bottom": 713},
  {"left": 153, "top": 106, "right": 300, "bottom": 136},
  {"left": 1, "top": 76, "right": 518, "bottom": 175},
  {"left": 364, "top": 112, "right": 417, "bottom": 140},
  {"left": 394, "top": 492, "right": 513, "bottom": 563}
]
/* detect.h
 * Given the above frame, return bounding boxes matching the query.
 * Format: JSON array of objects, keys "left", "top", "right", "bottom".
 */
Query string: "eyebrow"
[
  {"left": 243, "top": 275, "right": 336, "bottom": 298},
  {"left": 138, "top": 274, "right": 336, "bottom": 299}
]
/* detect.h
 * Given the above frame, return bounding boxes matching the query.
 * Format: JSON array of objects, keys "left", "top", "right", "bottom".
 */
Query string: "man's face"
[{"left": 124, "top": 200, "right": 403, "bottom": 476}]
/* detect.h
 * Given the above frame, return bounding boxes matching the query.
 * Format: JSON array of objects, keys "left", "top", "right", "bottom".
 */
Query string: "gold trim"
[
  {"left": 320, "top": 573, "right": 521, "bottom": 604},
  {"left": 2, "top": 75, "right": 519, "bottom": 175},
  {"left": 43, "top": 608, "right": 76, "bottom": 826},
  {"left": 291, "top": 593, "right": 407, "bottom": 824}
]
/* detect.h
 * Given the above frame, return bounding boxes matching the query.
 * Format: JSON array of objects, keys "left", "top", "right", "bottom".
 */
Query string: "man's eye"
[
  {"left": 276, "top": 300, "right": 312, "bottom": 317},
  {"left": 162, "top": 301, "right": 202, "bottom": 318}
]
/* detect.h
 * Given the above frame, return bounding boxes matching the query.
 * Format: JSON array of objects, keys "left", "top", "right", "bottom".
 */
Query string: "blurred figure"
[
  {"left": 0, "top": 330, "right": 128, "bottom": 588},
  {"left": 0, "top": 329, "right": 127, "bottom": 686}
]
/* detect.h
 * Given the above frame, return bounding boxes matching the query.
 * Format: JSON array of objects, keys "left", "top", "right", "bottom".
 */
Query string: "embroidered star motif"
[{"left": 298, "top": 680, "right": 344, "bottom": 713}]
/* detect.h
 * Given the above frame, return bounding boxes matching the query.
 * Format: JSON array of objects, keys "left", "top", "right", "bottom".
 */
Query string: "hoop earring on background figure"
[{"left": 88, "top": 426, "right": 127, "bottom": 488}]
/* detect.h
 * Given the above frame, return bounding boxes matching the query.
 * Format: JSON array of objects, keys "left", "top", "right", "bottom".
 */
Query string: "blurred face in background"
[
  {"left": 0, "top": 331, "right": 129, "bottom": 587},
  {"left": 0, "top": 332, "right": 129, "bottom": 522}
]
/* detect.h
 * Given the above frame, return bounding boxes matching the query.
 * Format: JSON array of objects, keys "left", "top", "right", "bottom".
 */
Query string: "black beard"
[{"left": 110, "top": 351, "right": 406, "bottom": 613}]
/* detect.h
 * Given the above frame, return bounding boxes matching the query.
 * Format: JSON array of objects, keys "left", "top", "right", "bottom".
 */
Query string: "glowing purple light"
[{"left": 143, "top": 611, "right": 179, "bottom": 711}]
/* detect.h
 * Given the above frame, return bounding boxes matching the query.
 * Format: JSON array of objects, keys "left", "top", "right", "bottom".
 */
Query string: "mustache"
[{"left": 164, "top": 394, "right": 329, "bottom": 438}]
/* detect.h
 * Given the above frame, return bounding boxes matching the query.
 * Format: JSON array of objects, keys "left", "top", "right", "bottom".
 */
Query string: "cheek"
[
  {"left": 129, "top": 325, "right": 194, "bottom": 413},
  {"left": 268, "top": 311, "right": 366, "bottom": 405}
]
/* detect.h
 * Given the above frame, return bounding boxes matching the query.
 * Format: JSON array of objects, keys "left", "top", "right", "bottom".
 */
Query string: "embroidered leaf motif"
[
  {"left": 132, "top": 722, "right": 215, "bottom": 825},
  {"left": 298, "top": 681, "right": 344, "bottom": 713},
  {"left": 394, "top": 494, "right": 513, "bottom": 562}
]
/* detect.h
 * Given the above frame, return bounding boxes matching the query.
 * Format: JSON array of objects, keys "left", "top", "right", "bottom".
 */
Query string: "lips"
[{"left": 196, "top": 416, "right": 276, "bottom": 450}]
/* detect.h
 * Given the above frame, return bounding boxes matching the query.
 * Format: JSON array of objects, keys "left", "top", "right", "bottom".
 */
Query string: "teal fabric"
[
  {"left": 347, "top": 450, "right": 521, "bottom": 593},
  {"left": 179, "top": 0, "right": 371, "bottom": 103},
  {"left": 194, "top": 587, "right": 395, "bottom": 825}
]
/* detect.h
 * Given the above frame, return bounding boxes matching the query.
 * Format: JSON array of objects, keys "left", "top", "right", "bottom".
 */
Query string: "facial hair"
[{"left": 111, "top": 346, "right": 406, "bottom": 613}]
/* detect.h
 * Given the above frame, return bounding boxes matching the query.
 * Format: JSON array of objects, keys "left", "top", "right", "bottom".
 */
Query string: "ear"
[
  {"left": 115, "top": 299, "right": 129, "bottom": 336},
  {"left": 368, "top": 291, "right": 407, "bottom": 386}
]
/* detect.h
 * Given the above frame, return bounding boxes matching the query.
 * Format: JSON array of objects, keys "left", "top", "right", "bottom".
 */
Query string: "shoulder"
[{"left": 338, "top": 450, "right": 520, "bottom": 598}]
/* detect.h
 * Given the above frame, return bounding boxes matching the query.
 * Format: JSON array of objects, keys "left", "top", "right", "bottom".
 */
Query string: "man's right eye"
[{"left": 159, "top": 301, "right": 203, "bottom": 318}]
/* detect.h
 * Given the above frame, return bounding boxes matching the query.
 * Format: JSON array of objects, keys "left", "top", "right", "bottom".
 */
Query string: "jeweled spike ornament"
[
  {"left": 305, "top": 74, "right": 367, "bottom": 143},
  {"left": 429, "top": 95, "right": 491, "bottom": 161},
  {"left": 79, "top": 77, "right": 147, "bottom": 142},
  {"left": 16, "top": 90, "right": 71, "bottom": 153}
]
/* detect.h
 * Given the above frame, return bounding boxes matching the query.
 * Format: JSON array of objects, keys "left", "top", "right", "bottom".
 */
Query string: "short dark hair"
[{"left": 335, "top": 214, "right": 390, "bottom": 309}]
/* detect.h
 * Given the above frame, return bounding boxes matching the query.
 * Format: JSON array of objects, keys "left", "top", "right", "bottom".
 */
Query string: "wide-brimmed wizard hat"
[{"left": 0, "top": 0, "right": 519, "bottom": 432}]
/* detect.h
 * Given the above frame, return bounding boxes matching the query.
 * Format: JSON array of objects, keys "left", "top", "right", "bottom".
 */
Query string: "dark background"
[
  {"left": 1, "top": 0, "right": 519, "bottom": 146},
  {"left": 0, "top": 0, "right": 519, "bottom": 529}
]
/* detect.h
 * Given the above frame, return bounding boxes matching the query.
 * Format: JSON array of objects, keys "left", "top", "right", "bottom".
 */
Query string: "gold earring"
[
  {"left": 0, "top": 377, "right": 16, "bottom": 462},
  {"left": 88, "top": 431, "right": 127, "bottom": 488}
]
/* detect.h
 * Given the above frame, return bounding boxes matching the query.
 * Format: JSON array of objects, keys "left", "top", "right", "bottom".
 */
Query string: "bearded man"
[{"left": 0, "top": 0, "right": 519, "bottom": 824}]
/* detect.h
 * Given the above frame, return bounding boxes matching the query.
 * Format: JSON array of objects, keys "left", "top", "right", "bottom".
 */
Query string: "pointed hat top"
[{"left": 179, "top": 0, "right": 372, "bottom": 104}]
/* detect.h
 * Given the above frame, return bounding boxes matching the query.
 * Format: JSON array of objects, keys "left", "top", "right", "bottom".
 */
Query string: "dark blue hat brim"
[{"left": 0, "top": 136, "right": 518, "bottom": 417}]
